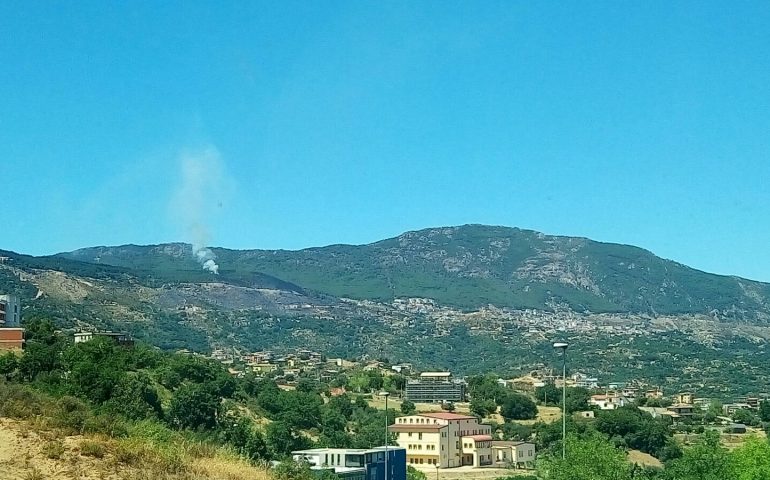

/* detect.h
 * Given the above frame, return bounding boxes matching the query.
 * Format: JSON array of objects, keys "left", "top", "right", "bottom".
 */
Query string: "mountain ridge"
[{"left": 57, "top": 224, "right": 770, "bottom": 321}]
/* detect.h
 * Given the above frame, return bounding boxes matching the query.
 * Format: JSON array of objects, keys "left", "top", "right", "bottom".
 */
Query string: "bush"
[
  {"left": 83, "top": 414, "right": 129, "bottom": 438},
  {"left": 79, "top": 439, "right": 106, "bottom": 458},
  {"left": 0, "top": 382, "right": 47, "bottom": 419},
  {"left": 53, "top": 395, "right": 90, "bottom": 434},
  {"left": 41, "top": 440, "right": 66, "bottom": 459}
]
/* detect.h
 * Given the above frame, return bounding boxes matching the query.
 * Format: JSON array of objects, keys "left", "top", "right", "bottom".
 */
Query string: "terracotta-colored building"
[{"left": 0, "top": 328, "right": 25, "bottom": 351}]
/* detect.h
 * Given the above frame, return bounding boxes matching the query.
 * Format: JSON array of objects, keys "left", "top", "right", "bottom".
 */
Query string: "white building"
[
  {"left": 0, "top": 294, "right": 20, "bottom": 327},
  {"left": 590, "top": 393, "right": 629, "bottom": 410},
  {"left": 490, "top": 441, "right": 536, "bottom": 469},
  {"left": 291, "top": 446, "right": 406, "bottom": 480}
]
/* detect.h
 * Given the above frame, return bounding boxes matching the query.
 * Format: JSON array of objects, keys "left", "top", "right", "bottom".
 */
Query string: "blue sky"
[{"left": 2, "top": 1, "right": 770, "bottom": 281}]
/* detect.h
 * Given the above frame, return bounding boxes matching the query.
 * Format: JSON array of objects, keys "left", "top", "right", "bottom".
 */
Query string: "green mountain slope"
[{"left": 61, "top": 225, "right": 770, "bottom": 320}]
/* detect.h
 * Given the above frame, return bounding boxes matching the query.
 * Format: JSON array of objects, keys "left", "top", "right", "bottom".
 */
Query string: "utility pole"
[{"left": 553, "top": 342, "right": 568, "bottom": 460}]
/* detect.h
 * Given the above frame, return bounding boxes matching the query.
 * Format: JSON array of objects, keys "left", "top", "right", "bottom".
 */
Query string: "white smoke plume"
[
  {"left": 194, "top": 245, "right": 220, "bottom": 274},
  {"left": 170, "top": 146, "right": 233, "bottom": 275}
]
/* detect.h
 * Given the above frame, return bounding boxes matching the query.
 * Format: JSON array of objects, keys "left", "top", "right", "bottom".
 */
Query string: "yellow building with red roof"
[{"left": 389, "top": 412, "right": 493, "bottom": 468}]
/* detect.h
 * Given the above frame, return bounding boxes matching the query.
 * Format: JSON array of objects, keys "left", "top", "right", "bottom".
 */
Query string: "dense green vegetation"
[
  {"left": 0, "top": 318, "right": 394, "bottom": 467},
  {"left": 535, "top": 430, "right": 770, "bottom": 480}
]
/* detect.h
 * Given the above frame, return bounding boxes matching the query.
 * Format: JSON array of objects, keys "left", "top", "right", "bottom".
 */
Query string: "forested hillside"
[{"left": 61, "top": 225, "right": 770, "bottom": 319}]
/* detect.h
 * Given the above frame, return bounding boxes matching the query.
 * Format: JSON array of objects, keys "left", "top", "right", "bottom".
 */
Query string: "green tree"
[
  {"left": 327, "top": 393, "right": 354, "bottom": 419},
  {"left": 407, "top": 466, "right": 427, "bottom": 480},
  {"left": 63, "top": 338, "right": 126, "bottom": 405},
  {"left": 0, "top": 352, "right": 18, "bottom": 380},
  {"left": 318, "top": 408, "right": 352, "bottom": 448},
  {"left": 729, "top": 436, "right": 770, "bottom": 480},
  {"left": 501, "top": 422, "right": 533, "bottom": 441},
  {"left": 349, "top": 371, "right": 370, "bottom": 393},
  {"left": 217, "top": 413, "right": 268, "bottom": 461},
  {"left": 665, "top": 430, "right": 733, "bottom": 480},
  {"left": 537, "top": 433, "right": 633, "bottom": 480},
  {"left": 400, "top": 400, "right": 416, "bottom": 415},
  {"left": 500, "top": 394, "right": 537, "bottom": 421},
  {"left": 467, "top": 375, "right": 508, "bottom": 404},
  {"left": 470, "top": 398, "right": 497, "bottom": 418},
  {"left": 17, "top": 320, "right": 64, "bottom": 381},
  {"left": 535, "top": 383, "right": 560, "bottom": 406},
  {"left": 708, "top": 400, "right": 724, "bottom": 418},
  {"left": 103, "top": 373, "right": 163, "bottom": 420},
  {"left": 732, "top": 408, "right": 760, "bottom": 426},
  {"left": 167, "top": 384, "right": 219, "bottom": 430},
  {"left": 565, "top": 387, "right": 591, "bottom": 413},
  {"left": 266, "top": 421, "right": 311, "bottom": 458},
  {"left": 759, "top": 401, "right": 770, "bottom": 422}
]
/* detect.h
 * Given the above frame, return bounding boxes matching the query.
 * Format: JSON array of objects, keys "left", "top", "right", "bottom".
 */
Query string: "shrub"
[
  {"left": 0, "top": 382, "right": 47, "bottom": 419},
  {"left": 53, "top": 395, "right": 90, "bottom": 434},
  {"left": 42, "top": 440, "right": 66, "bottom": 459},
  {"left": 23, "top": 468, "right": 45, "bottom": 480},
  {"left": 80, "top": 439, "right": 106, "bottom": 458},
  {"left": 83, "top": 413, "right": 129, "bottom": 438}
]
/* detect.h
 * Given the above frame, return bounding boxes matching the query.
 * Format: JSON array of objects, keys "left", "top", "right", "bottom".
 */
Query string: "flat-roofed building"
[
  {"left": 490, "top": 441, "right": 536, "bottom": 469},
  {"left": 291, "top": 446, "right": 406, "bottom": 480},
  {"left": 74, "top": 331, "right": 134, "bottom": 346},
  {"left": 405, "top": 372, "right": 465, "bottom": 403},
  {"left": 390, "top": 413, "right": 492, "bottom": 468},
  {"left": 0, "top": 294, "right": 21, "bottom": 327}
]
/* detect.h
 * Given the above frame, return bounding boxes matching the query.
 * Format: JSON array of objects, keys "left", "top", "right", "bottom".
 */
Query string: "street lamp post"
[
  {"left": 553, "top": 342, "right": 568, "bottom": 460},
  {"left": 381, "top": 391, "right": 390, "bottom": 480},
  {"left": 435, "top": 463, "right": 439, "bottom": 480}
]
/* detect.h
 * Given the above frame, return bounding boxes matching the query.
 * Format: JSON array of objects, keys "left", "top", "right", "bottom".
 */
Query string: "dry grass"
[
  {"left": 368, "top": 397, "right": 471, "bottom": 414},
  {"left": 627, "top": 449, "right": 663, "bottom": 468},
  {"left": 191, "top": 455, "right": 272, "bottom": 480},
  {"left": 0, "top": 417, "right": 274, "bottom": 480}
]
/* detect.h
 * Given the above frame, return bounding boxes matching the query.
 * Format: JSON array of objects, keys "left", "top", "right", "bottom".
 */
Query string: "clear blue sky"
[{"left": 2, "top": 1, "right": 770, "bottom": 281}]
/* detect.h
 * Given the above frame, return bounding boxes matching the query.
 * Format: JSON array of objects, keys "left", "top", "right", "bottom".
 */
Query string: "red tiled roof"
[
  {"left": 491, "top": 441, "right": 532, "bottom": 447},
  {"left": 421, "top": 413, "right": 477, "bottom": 420},
  {"left": 464, "top": 435, "right": 493, "bottom": 442}
]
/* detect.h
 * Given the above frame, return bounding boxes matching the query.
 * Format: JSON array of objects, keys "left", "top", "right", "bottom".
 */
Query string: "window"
[
  {"left": 408, "top": 432, "right": 412, "bottom": 437},
  {"left": 418, "top": 433, "right": 422, "bottom": 440}
]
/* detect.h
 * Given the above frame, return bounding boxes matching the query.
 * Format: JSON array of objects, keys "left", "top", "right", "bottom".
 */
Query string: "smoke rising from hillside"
[{"left": 170, "top": 147, "right": 232, "bottom": 275}]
